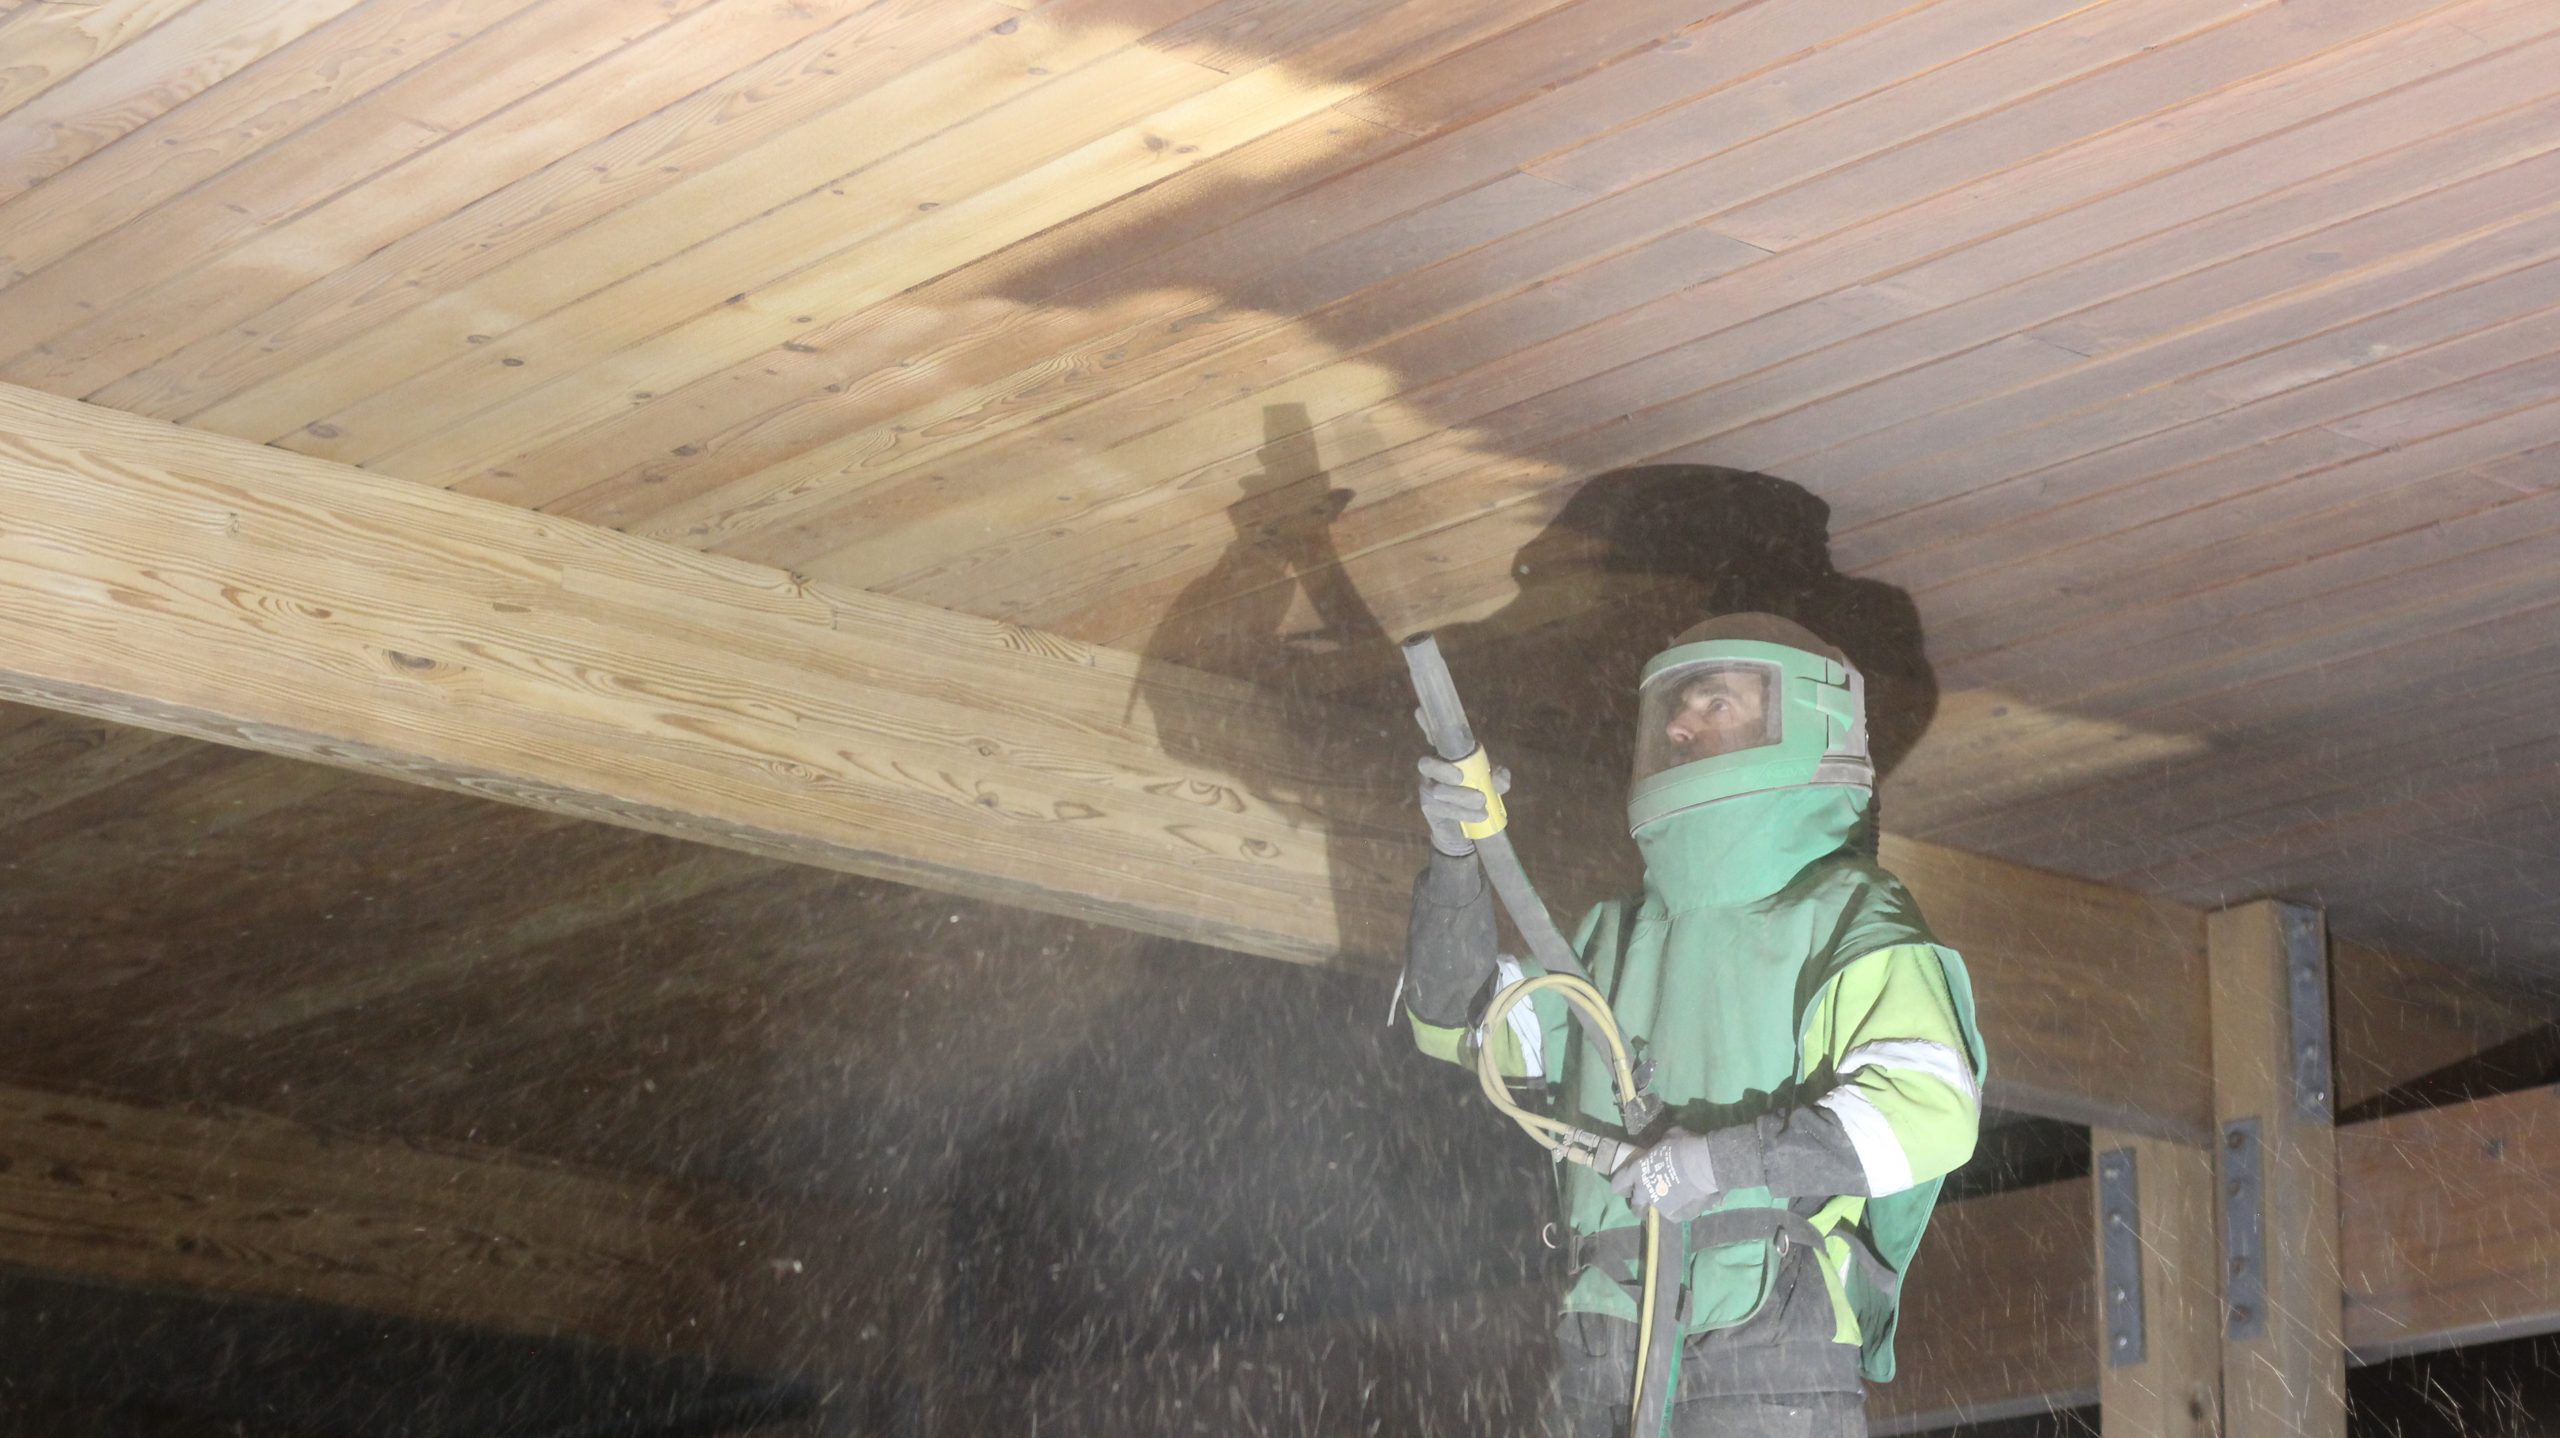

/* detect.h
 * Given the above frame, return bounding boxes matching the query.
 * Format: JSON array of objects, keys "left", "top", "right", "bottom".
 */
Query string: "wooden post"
[
  {"left": 2092, "top": 1129, "right": 2220, "bottom": 1438},
  {"left": 2208, "top": 900, "right": 2345, "bottom": 1438}
]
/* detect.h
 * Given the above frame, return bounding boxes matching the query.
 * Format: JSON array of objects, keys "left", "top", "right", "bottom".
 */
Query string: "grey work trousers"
[{"left": 1539, "top": 1249, "right": 1867, "bottom": 1438}]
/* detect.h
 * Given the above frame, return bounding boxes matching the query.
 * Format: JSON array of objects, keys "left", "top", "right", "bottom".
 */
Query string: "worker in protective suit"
[{"left": 1403, "top": 613, "right": 1986, "bottom": 1438}]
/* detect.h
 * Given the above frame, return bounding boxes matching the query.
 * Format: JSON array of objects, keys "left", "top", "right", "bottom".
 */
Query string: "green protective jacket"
[{"left": 1411, "top": 786, "right": 1986, "bottom": 1382}]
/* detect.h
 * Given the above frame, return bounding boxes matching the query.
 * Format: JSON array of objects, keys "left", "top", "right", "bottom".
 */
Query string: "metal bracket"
[
  {"left": 2222, "top": 1117, "right": 2266, "bottom": 1341},
  {"left": 2283, "top": 903, "right": 2331, "bottom": 1121},
  {"left": 2098, "top": 1146, "right": 2146, "bottom": 1367}
]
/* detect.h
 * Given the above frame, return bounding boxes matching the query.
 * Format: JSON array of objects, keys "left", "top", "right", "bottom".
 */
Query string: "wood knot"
[{"left": 388, "top": 650, "right": 435, "bottom": 670}]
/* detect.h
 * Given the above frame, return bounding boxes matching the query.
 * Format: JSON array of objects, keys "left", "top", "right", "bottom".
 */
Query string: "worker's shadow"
[
  {"left": 1132, "top": 446, "right": 1937, "bottom": 957},
  {"left": 1130, "top": 403, "right": 1400, "bottom": 956},
  {"left": 1417, "top": 465, "right": 1937, "bottom": 825}
]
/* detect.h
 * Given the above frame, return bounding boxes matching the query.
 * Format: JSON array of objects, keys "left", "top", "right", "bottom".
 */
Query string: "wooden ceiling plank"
[
  {"left": 0, "top": 710, "right": 197, "bottom": 835},
  {"left": 0, "top": 0, "right": 724, "bottom": 362},
  {"left": 397, "top": 0, "right": 1662, "bottom": 506},
  {"left": 1840, "top": 255, "right": 2560, "bottom": 621},
  {"left": 1706, "top": 0, "right": 2476, "bottom": 253},
  {"left": 739, "top": 180, "right": 1621, "bottom": 589},
  {"left": 379, "top": 50, "right": 1329, "bottom": 494},
  {"left": 1925, "top": 626, "right": 2560, "bottom": 905},
  {"left": 326, "top": 59, "right": 1316, "bottom": 481},
  {"left": 0, "top": 0, "right": 811, "bottom": 401},
  {"left": 201, "top": 839, "right": 773, "bottom": 1041},
  {"left": 936, "top": 1, "right": 2532, "bottom": 650},
  {"left": 1047, "top": 194, "right": 2550, "bottom": 664},
  {"left": 2135, "top": 737, "right": 2560, "bottom": 911},
  {"left": 577, "top": 27, "right": 1812, "bottom": 552},
  {"left": 209, "top": 0, "right": 1204, "bottom": 462},
  {"left": 0, "top": 0, "right": 368, "bottom": 203},
  {"left": 0, "top": 0, "right": 541, "bottom": 290},
  {"left": 1945, "top": 395, "right": 2560, "bottom": 705},
  {"left": 0, "top": 1080, "right": 744, "bottom": 1359},
  {"left": 189, "top": 16, "right": 1141, "bottom": 456},
  {"left": 593, "top": 172, "right": 1587, "bottom": 546},
  {"left": 0, "top": 0, "right": 205, "bottom": 122},
  {"left": 1546, "top": 21, "right": 2560, "bottom": 489},
  {"left": 1530, "top": 0, "right": 2256, "bottom": 201},
  {"left": 1836, "top": 206, "right": 2560, "bottom": 580},
  {"left": 1339, "top": 0, "right": 1753, "bottom": 136},
  {"left": 773, "top": 0, "right": 2314, "bottom": 594},
  {"left": 1726, "top": 102, "right": 2560, "bottom": 494},
  {"left": 1902, "top": 600, "right": 2560, "bottom": 883},
  {"left": 519, "top": 113, "right": 1419, "bottom": 533},
  {"left": 881, "top": 227, "right": 1761, "bottom": 632},
  {"left": 1917, "top": 415, "right": 2560, "bottom": 674}
]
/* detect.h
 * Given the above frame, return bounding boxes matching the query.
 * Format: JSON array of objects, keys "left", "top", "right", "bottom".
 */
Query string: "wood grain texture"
[
  {"left": 0, "top": 381, "right": 2267, "bottom": 1138},
  {"left": 0, "top": 0, "right": 2556, "bottom": 1003},
  {"left": 0, "top": 1081, "right": 720, "bottom": 1355},
  {"left": 1879, "top": 1179, "right": 2099, "bottom": 1432},
  {"left": 2093, "top": 1133, "right": 2221, "bottom": 1438},
  {"left": 1884, "top": 833, "right": 2212, "bottom": 1142},
  {"left": 0, "top": 381, "right": 1421, "bottom": 972},
  {"left": 2210, "top": 901, "right": 2346, "bottom": 1438},
  {"left": 1886, "top": 1079, "right": 2560, "bottom": 1426}
]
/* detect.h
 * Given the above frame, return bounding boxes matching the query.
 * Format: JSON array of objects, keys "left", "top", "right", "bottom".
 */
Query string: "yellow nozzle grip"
[{"left": 1453, "top": 745, "right": 1508, "bottom": 840}]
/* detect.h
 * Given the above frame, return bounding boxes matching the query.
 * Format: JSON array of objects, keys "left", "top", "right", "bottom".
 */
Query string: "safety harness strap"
[{"left": 1571, "top": 1208, "right": 1901, "bottom": 1303}]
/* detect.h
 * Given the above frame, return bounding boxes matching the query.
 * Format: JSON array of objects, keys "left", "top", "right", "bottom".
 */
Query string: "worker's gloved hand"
[
  {"left": 1416, "top": 754, "right": 1510, "bottom": 857},
  {"left": 1610, "top": 1128, "right": 1719, "bottom": 1224}
]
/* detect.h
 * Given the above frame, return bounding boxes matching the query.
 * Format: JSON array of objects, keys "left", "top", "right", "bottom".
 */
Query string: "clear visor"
[{"left": 1632, "top": 660, "right": 1782, "bottom": 784}]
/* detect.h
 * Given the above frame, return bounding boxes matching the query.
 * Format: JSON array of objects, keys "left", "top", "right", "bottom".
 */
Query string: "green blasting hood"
[{"left": 1627, "top": 635, "right": 1873, "bottom": 838}]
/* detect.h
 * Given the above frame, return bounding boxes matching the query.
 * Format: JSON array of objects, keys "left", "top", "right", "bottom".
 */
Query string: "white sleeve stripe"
[
  {"left": 1839, "top": 1038, "right": 1979, "bottom": 1110},
  {"left": 1817, "top": 1086, "right": 1916, "bottom": 1197}
]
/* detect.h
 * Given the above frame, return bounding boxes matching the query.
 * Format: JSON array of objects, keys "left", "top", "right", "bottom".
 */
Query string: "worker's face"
[
  {"left": 1662, "top": 672, "right": 1769, "bottom": 765},
  {"left": 1632, "top": 659, "right": 1780, "bottom": 785}
]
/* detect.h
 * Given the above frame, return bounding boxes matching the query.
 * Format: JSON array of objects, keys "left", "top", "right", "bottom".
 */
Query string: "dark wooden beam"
[{"left": 0, "top": 1082, "right": 724, "bottom": 1355}]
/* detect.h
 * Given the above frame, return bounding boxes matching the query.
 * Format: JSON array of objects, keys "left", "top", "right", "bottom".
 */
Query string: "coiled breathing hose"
[{"left": 1400, "top": 634, "right": 1676, "bottom": 1438}]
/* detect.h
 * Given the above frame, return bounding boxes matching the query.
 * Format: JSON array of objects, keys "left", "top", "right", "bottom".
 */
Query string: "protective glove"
[
  {"left": 1609, "top": 1127, "right": 1720, "bottom": 1224},
  {"left": 1416, "top": 753, "right": 1510, "bottom": 857}
]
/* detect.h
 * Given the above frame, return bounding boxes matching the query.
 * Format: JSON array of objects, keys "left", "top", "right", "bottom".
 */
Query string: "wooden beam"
[
  {"left": 0, "top": 383, "right": 2207, "bottom": 1133},
  {"left": 1878, "top": 1178, "right": 2096, "bottom": 1432},
  {"left": 1886, "top": 1079, "right": 2560, "bottom": 1425},
  {"left": 1885, "top": 833, "right": 2210, "bottom": 1140},
  {"left": 2337, "top": 1082, "right": 2560, "bottom": 1362},
  {"left": 2329, "top": 935, "right": 2555, "bottom": 1111},
  {"left": 0, "top": 1077, "right": 943, "bottom": 1406},
  {"left": 0, "top": 380, "right": 1416, "bottom": 969},
  {"left": 2091, "top": 1131, "right": 2219, "bottom": 1438},
  {"left": 0, "top": 1082, "right": 724, "bottom": 1356},
  {"left": 2209, "top": 900, "right": 2345, "bottom": 1438}
]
